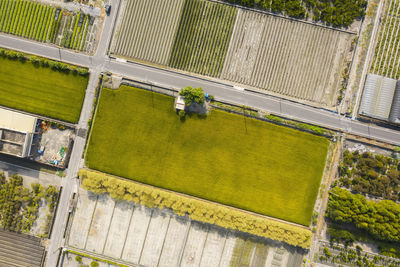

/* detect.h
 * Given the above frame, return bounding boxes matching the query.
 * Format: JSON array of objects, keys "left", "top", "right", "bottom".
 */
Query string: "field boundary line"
[
  {"left": 83, "top": 194, "right": 99, "bottom": 250},
  {"left": 208, "top": 0, "right": 357, "bottom": 35},
  {"left": 137, "top": 209, "right": 153, "bottom": 265},
  {"left": 155, "top": 216, "right": 171, "bottom": 267},
  {"left": 102, "top": 199, "right": 117, "bottom": 255},
  {"left": 177, "top": 219, "right": 192, "bottom": 267},
  {"left": 120, "top": 205, "right": 135, "bottom": 259}
]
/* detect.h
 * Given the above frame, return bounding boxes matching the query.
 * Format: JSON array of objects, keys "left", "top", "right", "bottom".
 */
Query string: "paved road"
[{"left": 1, "top": 32, "right": 399, "bottom": 145}]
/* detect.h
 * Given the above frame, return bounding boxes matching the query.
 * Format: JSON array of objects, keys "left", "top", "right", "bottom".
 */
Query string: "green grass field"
[
  {"left": 0, "top": 57, "right": 88, "bottom": 123},
  {"left": 86, "top": 85, "right": 329, "bottom": 225},
  {"left": 169, "top": 0, "right": 236, "bottom": 77}
]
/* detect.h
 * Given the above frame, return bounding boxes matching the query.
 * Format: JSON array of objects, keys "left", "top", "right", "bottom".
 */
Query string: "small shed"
[{"left": 174, "top": 95, "right": 186, "bottom": 111}]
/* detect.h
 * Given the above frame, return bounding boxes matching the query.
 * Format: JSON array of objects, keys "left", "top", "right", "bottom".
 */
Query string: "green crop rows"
[
  {"left": 0, "top": 0, "right": 57, "bottom": 42},
  {"left": 169, "top": 0, "right": 237, "bottom": 77},
  {"left": 370, "top": 0, "right": 400, "bottom": 79},
  {"left": 0, "top": 0, "right": 90, "bottom": 51}
]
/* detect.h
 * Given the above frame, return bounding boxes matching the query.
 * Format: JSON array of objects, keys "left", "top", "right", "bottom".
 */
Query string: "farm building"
[
  {"left": 359, "top": 74, "right": 400, "bottom": 124},
  {"left": 0, "top": 108, "right": 37, "bottom": 157}
]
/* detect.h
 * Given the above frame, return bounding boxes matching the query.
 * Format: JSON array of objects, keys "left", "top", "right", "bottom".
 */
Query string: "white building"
[{"left": 0, "top": 108, "right": 37, "bottom": 157}]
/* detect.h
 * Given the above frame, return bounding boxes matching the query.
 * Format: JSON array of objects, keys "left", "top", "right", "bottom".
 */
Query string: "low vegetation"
[
  {"left": 0, "top": 48, "right": 88, "bottom": 123},
  {"left": 0, "top": 172, "right": 58, "bottom": 233},
  {"left": 0, "top": 0, "right": 91, "bottom": 51},
  {"left": 86, "top": 85, "right": 329, "bottom": 225},
  {"left": 80, "top": 169, "right": 313, "bottom": 249},
  {"left": 222, "top": 0, "right": 366, "bottom": 27},
  {"left": 169, "top": 0, "right": 237, "bottom": 77},
  {"left": 326, "top": 187, "right": 400, "bottom": 244},
  {"left": 338, "top": 150, "right": 400, "bottom": 201}
]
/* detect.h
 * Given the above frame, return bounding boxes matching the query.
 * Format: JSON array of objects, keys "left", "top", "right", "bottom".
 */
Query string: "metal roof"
[
  {"left": 359, "top": 74, "right": 397, "bottom": 121},
  {"left": 0, "top": 108, "right": 36, "bottom": 133},
  {"left": 389, "top": 81, "right": 400, "bottom": 124}
]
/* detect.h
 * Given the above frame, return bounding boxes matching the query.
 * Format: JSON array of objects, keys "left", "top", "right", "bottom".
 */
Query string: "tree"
[
  {"left": 90, "top": 261, "right": 99, "bottom": 267},
  {"left": 179, "top": 86, "right": 205, "bottom": 106},
  {"left": 75, "top": 255, "right": 82, "bottom": 263}
]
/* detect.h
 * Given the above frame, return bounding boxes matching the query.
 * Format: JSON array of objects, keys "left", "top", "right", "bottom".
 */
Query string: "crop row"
[
  {"left": 0, "top": 0, "right": 91, "bottom": 52},
  {"left": 370, "top": 0, "right": 400, "bottom": 79},
  {"left": 0, "top": 0, "right": 59, "bottom": 43},
  {"left": 60, "top": 12, "right": 89, "bottom": 51},
  {"left": 168, "top": 0, "right": 237, "bottom": 77}
]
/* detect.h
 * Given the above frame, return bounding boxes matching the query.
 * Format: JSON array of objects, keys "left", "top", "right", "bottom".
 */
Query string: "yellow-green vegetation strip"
[
  {"left": 86, "top": 85, "right": 329, "bottom": 225},
  {"left": 80, "top": 169, "right": 313, "bottom": 248},
  {"left": 0, "top": 49, "right": 88, "bottom": 123},
  {"left": 66, "top": 249, "right": 127, "bottom": 267}
]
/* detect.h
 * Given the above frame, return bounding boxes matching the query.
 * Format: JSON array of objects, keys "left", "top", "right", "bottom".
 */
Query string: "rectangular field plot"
[
  {"left": 168, "top": 0, "right": 237, "bottom": 77},
  {"left": 139, "top": 211, "right": 171, "bottom": 266},
  {"left": 103, "top": 201, "right": 133, "bottom": 258},
  {"left": 158, "top": 216, "right": 190, "bottom": 267},
  {"left": 370, "top": 0, "right": 400, "bottom": 79},
  {"left": 86, "top": 86, "right": 329, "bottom": 225},
  {"left": 111, "top": 0, "right": 185, "bottom": 65},
  {"left": 85, "top": 194, "right": 115, "bottom": 253},
  {"left": 0, "top": 56, "right": 88, "bottom": 123},
  {"left": 67, "top": 190, "right": 97, "bottom": 249},
  {"left": 221, "top": 9, "right": 352, "bottom": 106},
  {"left": 68, "top": 191, "right": 304, "bottom": 267},
  {"left": 0, "top": 0, "right": 97, "bottom": 52},
  {"left": 121, "top": 206, "right": 152, "bottom": 263}
]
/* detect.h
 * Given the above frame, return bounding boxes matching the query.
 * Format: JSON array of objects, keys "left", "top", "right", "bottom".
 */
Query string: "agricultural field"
[
  {"left": 222, "top": 9, "right": 352, "bottom": 105},
  {"left": 0, "top": 0, "right": 98, "bottom": 53},
  {"left": 370, "top": 0, "right": 400, "bottom": 79},
  {"left": 111, "top": 0, "right": 354, "bottom": 107},
  {"left": 67, "top": 189, "right": 304, "bottom": 267},
  {"left": 111, "top": 0, "right": 185, "bottom": 66},
  {"left": 168, "top": 0, "right": 237, "bottom": 77},
  {"left": 0, "top": 52, "right": 88, "bottom": 123},
  {"left": 86, "top": 85, "right": 329, "bottom": 225}
]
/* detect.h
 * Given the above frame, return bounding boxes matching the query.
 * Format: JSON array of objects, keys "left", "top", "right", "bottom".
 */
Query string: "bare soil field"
[
  {"left": 67, "top": 189, "right": 304, "bottom": 267},
  {"left": 221, "top": 9, "right": 353, "bottom": 106}
]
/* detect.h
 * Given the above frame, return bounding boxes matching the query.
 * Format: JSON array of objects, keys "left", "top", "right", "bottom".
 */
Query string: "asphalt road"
[{"left": 1, "top": 32, "right": 399, "bottom": 145}]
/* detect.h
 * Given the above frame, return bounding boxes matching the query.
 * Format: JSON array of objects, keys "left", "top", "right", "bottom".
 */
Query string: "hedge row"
[
  {"left": 80, "top": 169, "right": 313, "bottom": 249},
  {"left": 0, "top": 47, "right": 89, "bottom": 76}
]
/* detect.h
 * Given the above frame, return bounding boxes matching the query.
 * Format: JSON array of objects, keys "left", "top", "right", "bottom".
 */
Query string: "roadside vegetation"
[
  {"left": 80, "top": 169, "right": 313, "bottom": 249},
  {"left": 0, "top": 172, "right": 58, "bottom": 234},
  {"left": 0, "top": 48, "right": 89, "bottom": 123},
  {"left": 222, "top": 0, "right": 366, "bottom": 27},
  {"left": 86, "top": 85, "right": 329, "bottom": 225},
  {"left": 0, "top": 0, "right": 92, "bottom": 51}
]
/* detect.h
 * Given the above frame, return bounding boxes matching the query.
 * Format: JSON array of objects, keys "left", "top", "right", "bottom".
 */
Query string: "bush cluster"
[
  {"left": 0, "top": 172, "right": 58, "bottom": 233},
  {"left": 338, "top": 150, "right": 400, "bottom": 201},
  {"left": 179, "top": 86, "right": 206, "bottom": 106},
  {"left": 326, "top": 187, "right": 400, "bottom": 243},
  {"left": 0, "top": 47, "right": 88, "bottom": 76},
  {"left": 223, "top": 0, "right": 367, "bottom": 27},
  {"left": 80, "top": 169, "right": 313, "bottom": 248}
]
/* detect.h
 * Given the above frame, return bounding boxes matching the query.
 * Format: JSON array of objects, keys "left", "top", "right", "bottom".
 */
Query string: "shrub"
[
  {"left": 91, "top": 261, "right": 99, "bottom": 267},
  {"left": 264, "top": 114, "right": 283, "bottom": 123},
  {"left": 75, "top": 255, "right": 82, "bottom": 263},
  {"left": 179, "top": 86, "right": 206, "bottom": 106},
  {"left": 80, "top": 169, "right": 313, "bottom": 248}
]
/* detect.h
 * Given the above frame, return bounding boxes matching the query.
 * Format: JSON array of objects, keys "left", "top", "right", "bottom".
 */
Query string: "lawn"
[
  {"left": 0, "top": 57, "right": 88, "bottom": 123},
  {"left": 86, "top": 85, "right": 329, "bottom": 225}
]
